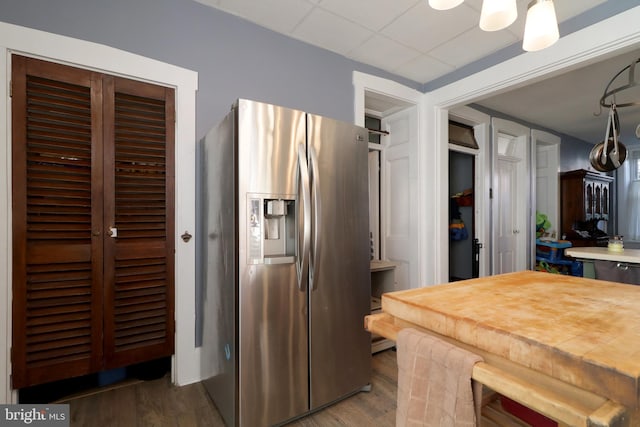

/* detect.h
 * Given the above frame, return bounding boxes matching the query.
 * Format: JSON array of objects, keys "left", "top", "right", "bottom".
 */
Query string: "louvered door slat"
[
  {"left": 27, "top": 310, "right": 91, "bottom": 325},
  {"left": 26, "top": 163, "right": 91, "bottom": 179},
  {"left": 28, "top": 319, "right": 91, "bottom": 336},
  {"left": 26, "top": 341, "right": 93, "bottom": 366}
]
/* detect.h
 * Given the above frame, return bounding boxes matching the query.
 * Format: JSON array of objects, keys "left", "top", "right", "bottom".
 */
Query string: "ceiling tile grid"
[
  {"left": 348, "top": 34, "right": 423, "bottom": 73},
  {"left": 291, "top": 7, "right": 374, "bottom": 55},
  {"left": 317, "top": 0, "right": 420, "bottom": 32},
  {"left": 195, "top": 0, "right": 612, "bottom": 85},
  {"left": 393, "top": 54, "right": 456, "bottom": 84}
]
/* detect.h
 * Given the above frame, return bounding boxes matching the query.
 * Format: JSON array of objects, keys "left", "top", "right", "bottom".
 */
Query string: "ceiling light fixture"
[
  {"left": 428, "top": 0, "right": 464, "bottom": 10},
  {"left": 522, "top": 0, "right": 559, "bottom": 51},
  {"left": 427, "top": 0, "right": 560, "bottom": 51},
  {"left": 479, "top": 0, "right": 517, "bottom": 32},
  {"left": 429, "top": 0, "right": 464, "bottom": 10}
]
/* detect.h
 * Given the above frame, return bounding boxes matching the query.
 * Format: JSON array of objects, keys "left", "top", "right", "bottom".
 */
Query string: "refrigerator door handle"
[
  {"left": 296, "top": 144, "right": 311, "bottom": 291},
  {"left": 309, "top": 146, "right": 321, "bottom": 290}
]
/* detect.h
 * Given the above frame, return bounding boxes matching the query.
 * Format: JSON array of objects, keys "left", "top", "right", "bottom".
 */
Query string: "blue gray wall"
[{"left": 0, "top": 0, "right": 421, "bottom": 139}]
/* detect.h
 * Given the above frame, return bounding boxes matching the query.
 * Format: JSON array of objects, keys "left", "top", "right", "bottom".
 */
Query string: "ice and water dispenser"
[{"left": 247, "top": 195, "right": 296, "bottom": 265}]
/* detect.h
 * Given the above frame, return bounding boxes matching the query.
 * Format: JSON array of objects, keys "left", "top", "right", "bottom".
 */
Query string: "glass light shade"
[
  {"left": 428, "top": 0, "right": 464, "bottom": 11},
  {"left": 479, "top": 0, "right": 517, "bottom": 31},
  {"left": 523, "top": 0, "right": 559, "bottom": 51}
]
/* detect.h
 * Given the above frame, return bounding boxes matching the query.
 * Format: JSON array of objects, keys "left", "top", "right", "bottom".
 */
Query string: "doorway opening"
[
  {"left": 361, "top": 87, "right": 418, "bottom": 292},
  {"left": 449, "top": 150, "right": 477, "bottom": 281}
]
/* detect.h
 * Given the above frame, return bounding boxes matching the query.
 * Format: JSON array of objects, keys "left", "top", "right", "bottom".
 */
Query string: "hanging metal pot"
[
  {"left": 590, "top": 104, "right": 627, "bottom": 172},
  {"left": 589, "top": 139, "right": 627, "bottom": 172}
]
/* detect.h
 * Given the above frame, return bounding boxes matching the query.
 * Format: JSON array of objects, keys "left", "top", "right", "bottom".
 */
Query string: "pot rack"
[{"left": 599, "top": 57, "right": 640, "bottom": 109}]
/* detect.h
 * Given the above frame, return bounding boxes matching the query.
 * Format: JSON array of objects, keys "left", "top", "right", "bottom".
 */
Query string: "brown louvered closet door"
[
  {"left": 11, "top": 56, "right": 104, "bottom": 388},
  {"left": 102, "top": 76, "right": 175, "bottom": 368},
  {"left": 11, "top": 55, "right": 175, "bottom": 389}
]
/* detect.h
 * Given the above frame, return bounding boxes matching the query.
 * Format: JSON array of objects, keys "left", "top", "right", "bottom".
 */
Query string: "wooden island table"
[{"left": 365, "top": 270, "right": 640, "bottom": 427}]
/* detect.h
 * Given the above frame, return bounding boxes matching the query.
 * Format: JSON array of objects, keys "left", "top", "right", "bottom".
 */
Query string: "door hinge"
[
  {"left": 489, "top": 188, "right": 493, "bottom": 199},
  {"left": 9, "top": 79, "right": 12, "bottom": 98}
]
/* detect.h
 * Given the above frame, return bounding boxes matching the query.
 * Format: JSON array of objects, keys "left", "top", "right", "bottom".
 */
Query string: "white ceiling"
[
  {"left": 194, "top": 0, "right": 606, "bottom": 84},
  {"left": 194, "top": 0, "right": 640, "bottom": 146},
  {"left": 478, "top": 48, "right": 640, "bottom": 146}
]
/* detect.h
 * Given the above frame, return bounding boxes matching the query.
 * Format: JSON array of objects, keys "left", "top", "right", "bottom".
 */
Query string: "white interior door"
[
  {"left": 532, "top": 130, "right": 561, "bottom": 238},
  {"left": 492, "top": 118, "right": 530, "bottom": 274},
  {"left": 495, "top": 157, "right": 519, "bottom": 273},
  {"left": 382, "top": 106, "right": 419, "bottom": 290}
]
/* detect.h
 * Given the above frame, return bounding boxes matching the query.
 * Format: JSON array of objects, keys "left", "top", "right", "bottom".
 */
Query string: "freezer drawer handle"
[
  {"left": 296, "top": 144, "right": 311, "bottom": 291},
  {"left": 309, "top": 146, "right": 322, "bottom": 290}
]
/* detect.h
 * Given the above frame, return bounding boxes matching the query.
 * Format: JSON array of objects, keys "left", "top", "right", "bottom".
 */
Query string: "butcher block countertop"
[
  {"left": 378, "top": 270, "right": 640, "bottom": 421},
  {"left": 566, "top": 246, "right": 640, "bottom": 263}
]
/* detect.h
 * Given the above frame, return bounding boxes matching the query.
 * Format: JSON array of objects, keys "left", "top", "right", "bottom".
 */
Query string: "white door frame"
[
  {"left": 427, "top": 6, "right": 640, "bottom": 284},
  {"left": 0, "top": 22, "right": 198, "bottom": 403},
  {"left": 353, "top": 72, "right": 424, "bottom": 288}
]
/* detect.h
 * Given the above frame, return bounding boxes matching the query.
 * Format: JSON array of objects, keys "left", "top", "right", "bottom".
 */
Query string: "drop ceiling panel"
[
  {"left": 213, "top": 0, "right": 313, "bottom": 33},
  {"left": 381, "top": 2, "right": 478, "bottom": 54},
  {"left": 292, "top": 8, "right": 373, "bottom": 55},
  {"left": 318, "top": 0, "right": 419, "bottom": 32},
  {"left": 392, "top": 54, "right": 455, "bottom": 84},
  {"left": 349, "top": 34, "right": 422, "bottom": 72},
  {"left": 429, "top": 26, "right": 518, "bottom": 67}
]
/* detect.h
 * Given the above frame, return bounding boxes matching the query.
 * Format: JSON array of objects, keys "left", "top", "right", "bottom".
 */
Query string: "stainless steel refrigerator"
[{"left": 200, "top": 99, "right": 371, "bottom": 426}]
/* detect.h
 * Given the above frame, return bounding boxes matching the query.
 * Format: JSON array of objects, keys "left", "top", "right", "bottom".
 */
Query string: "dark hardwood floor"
[{"left": 65, "top": 349, "right": 398, "bottom": 427}]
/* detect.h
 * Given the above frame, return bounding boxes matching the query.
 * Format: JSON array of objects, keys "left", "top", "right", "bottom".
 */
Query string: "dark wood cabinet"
[{"left": 560, "top": 169, "right": 613, "bottom": 246}]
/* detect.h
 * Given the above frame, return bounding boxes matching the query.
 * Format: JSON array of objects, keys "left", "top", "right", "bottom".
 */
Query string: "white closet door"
[
  {"left": 382, "top": 106, "right": 418, "bottom": 290},
  {"left": 492, "top": 118, "right": 530, "bottom": 274}
]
